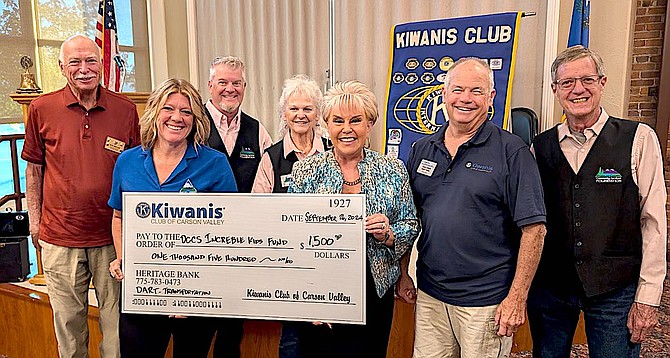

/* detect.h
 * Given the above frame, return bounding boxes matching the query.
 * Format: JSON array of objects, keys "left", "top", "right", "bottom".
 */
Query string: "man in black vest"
[
  {"left": 529, "top": 45, "right": 667, "bottom": 357},
  {"left": 204, "top": 56, "right": 272, "bottom": 357},
  {"left": 205, "top": 56, "right": 272, "bottom": 193}
]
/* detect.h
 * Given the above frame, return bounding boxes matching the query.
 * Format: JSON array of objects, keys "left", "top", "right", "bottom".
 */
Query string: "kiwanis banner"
[{"left": 384, "top": 12, "right": 522, "bottom": 161}]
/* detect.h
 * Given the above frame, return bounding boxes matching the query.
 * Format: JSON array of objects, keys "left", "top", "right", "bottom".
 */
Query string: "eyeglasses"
[{"left": 554, "top": 75, "right": 602, "bottom": 90}]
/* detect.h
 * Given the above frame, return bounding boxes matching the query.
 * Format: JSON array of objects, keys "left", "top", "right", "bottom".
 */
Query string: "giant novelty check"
[{"left": 122, "top": 193, "right": 366, "bottom": 324}]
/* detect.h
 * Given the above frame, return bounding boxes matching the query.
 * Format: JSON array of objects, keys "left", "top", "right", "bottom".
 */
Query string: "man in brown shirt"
[{"left": 22, "top": 35, "right": 140, "bottom": 358}]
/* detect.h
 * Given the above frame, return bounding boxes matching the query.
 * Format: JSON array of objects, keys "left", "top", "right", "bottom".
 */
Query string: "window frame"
[{"left": 0, "top": 0, "right": 150, "bottom": 124}]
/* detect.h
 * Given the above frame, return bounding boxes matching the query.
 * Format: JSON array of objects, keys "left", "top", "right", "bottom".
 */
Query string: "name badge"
[
  {"left": 417, "top": 159, "right": 437, "bottom": 177},
  {"left": 104, "top": 136, "right": 126, "bottom": 154},
  {"left": 240, "top": 147, "right": 256, "bottom": 159},
  {"left": 280, "top": 174, "right": 292, "bottom": 188}
]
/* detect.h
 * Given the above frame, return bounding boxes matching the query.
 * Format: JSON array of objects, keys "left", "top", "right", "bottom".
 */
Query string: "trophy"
[{"left": 17, "top": 55, "right": 42, "bottom": 94}]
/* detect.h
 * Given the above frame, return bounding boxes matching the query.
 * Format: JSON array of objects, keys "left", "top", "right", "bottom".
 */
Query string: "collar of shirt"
[
  {"left": 557, "top": 108, "right": 609, "bottom": 144},
  {"left": 140, "top": 141, "right": 198, "bottom": 184},
  {"left": 429, "top": 120, "right": 494, "bottom": 153},
  {"left": 63, "top": 84, "right": 106, "bottom": 110},
  {"left": 205, "top": 99, "right": 241, "bottom": 131},
  {"left": 282, "top": 131, "right": 326, "bottom": 159}
]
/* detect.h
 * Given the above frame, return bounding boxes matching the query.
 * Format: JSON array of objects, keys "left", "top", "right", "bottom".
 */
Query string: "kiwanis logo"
[
  {"left": 465, "top": 161, "right": 494, "bottom": 173},
  {"left": 135, "top": 202, "right": 151, "bottom": 218},
  {"left": 393, "top": 85, "right": 446, "bottom": 134}
]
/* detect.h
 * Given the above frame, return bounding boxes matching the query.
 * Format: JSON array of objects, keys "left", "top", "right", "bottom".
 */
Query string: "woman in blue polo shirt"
[{"left": 108, "top": 78, "right": 237, "bottom": 357}]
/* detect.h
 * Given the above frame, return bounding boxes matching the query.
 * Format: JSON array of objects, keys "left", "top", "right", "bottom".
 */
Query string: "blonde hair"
[
  {"left": 139, "top": 78, "right": 210, "bottom": 149},
  {"left": 322, "top": 80, "right": 378, "bottom": 125},
  {"left": 277, "top": 74, "right": 324, "bottom": 137}
]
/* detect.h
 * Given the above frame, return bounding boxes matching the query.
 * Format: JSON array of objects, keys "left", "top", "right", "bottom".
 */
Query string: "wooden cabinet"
[{"left": 0, "top": 283, "right": 416, "bottom": 358}]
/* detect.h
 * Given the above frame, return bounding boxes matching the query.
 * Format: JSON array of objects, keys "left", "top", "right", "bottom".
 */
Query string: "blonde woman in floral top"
[{"left": 289, "top": 80, "right": 420, "bottom": 358}]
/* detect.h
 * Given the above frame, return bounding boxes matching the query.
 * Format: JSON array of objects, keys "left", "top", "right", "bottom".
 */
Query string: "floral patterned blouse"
[{"left": 289, "top": 148, "right": 420, "bottom": 297}]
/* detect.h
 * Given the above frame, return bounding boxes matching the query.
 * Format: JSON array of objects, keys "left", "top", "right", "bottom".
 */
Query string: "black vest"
[
  {"left": 206, "top": 109, "right": 262, "bottom": 193},
  {"left": 532, "top": 117, "right": 642, "bottom": 297},
  {"left": 265, "top": 137, "right": 330, "bottom": 193}
]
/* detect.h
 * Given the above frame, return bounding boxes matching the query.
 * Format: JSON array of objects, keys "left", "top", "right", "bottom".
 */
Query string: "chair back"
[{"left": 510, "top": 107, "right": 539, "bottom": 145}]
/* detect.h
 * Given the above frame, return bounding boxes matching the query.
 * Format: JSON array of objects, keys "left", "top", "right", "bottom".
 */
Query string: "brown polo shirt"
[{"left": 22, "top": 85, "right": 140, "bottom": 247}]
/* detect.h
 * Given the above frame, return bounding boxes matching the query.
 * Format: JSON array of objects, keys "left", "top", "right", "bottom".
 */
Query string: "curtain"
[{"left": 194, "top": 0, "right": 329, "bottom": 139}]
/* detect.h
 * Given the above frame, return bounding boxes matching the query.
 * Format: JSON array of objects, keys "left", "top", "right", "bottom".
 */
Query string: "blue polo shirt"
[
  {"left": 407, "top": 120, "right": 545, "bottom": 306},
  {"left": 108, "top": 142, "right": 237, "bottom": 211}
]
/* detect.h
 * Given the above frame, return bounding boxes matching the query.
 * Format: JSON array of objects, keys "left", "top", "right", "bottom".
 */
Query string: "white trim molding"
[
  {"left": 186, "top": 0, "right": 199, "bottom": 89},
  {"left": 147, "top": 0, "right": 169, "bottom": 87},
  {"left": 541, "top": 0, "right": 560, "bottom": 131}
]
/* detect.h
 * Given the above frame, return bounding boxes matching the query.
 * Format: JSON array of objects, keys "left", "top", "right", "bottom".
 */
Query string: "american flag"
[{"left": 95, "top": 0, "right": 122, "bottom": 91}]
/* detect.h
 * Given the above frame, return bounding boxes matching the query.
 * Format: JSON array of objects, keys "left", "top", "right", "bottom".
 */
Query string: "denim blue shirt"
[{"left": 289, "top": 148, "right": 420, "bottom": 297}]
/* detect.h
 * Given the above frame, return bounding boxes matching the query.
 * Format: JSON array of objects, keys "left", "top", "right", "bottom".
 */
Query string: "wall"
[
  {"left": 147, "top": 0, "right": 191, "bottom": 87},
  {"left": 629, "top": 0, "right": 666, "bottom": 128},
  {"left": 550, "top": 0, "right": 636, "bottom": 126},
  {"left": 164, "top": 0, "right": 191, "bottom": 82},
  {"left": 590, "top": 1, "right": 636, "bottom": 119}
]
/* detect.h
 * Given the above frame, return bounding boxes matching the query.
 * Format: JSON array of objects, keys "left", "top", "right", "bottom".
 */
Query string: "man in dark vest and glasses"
[{"left": 529, "top": 45, "right": 667, "bottom": 357}]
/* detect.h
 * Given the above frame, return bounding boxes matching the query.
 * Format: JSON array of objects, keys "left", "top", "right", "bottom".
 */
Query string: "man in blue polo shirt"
[{"left": 406, "top": 57, "right": 547, "bottom": 357}]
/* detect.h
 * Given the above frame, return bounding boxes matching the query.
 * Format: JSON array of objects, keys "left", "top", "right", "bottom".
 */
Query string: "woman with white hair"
[
  {"left": 252, "top": 74, "right": 330, "bottom": 194},
  {"left": 252, "top": 74, "right": 330, "bottom": 357}
]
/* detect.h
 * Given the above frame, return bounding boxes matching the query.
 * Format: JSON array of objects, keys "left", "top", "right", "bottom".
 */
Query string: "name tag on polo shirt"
[
  {"left": 280, "top": 174, "right": 292, "bottom": 188},
  {"left": 240, "top": 147, "right": 256, "bottom": 159},
  {"left": 104, "top": 136, "right": 126, "bottom": 154},
  {"left": 417, "top": 159, "right": 437, "bottom": 177}
]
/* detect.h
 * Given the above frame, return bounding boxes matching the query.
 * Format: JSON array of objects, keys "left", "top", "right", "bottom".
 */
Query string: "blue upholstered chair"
[{"left": 510, "top": 107, "right": 539, "bottom": 146}]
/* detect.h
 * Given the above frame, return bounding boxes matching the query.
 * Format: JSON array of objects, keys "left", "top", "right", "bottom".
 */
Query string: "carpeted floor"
[{"left": 512, "top": 261, "right": 670, "bottom": 357}]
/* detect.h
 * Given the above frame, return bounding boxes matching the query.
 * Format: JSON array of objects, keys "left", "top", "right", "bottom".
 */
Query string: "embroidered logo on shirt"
[
  {"left": 180, "top": 179, "right": 197, "bottom": 193},
  {"left": 595, "top": 167, "right": 622, "bottom": 183},
  {"left": 240, "top": 147, "right": 256, "bottom": 159},
  {"left": 280, "top": 174, "right": 292, "bottom": 188},
  {"left": 465, "top": 161, "right": 493, "bottom": 173},
  {"left": 417, "top": 159, "right": 437, "bottom": 177}
]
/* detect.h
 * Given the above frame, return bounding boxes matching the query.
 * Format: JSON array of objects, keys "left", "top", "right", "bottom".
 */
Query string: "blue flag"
[
  {"left": 568, "top": 0, "right": 590, "bottom": 47},
  {"left": 383, "top": 12, "right": 522, "bottom": 162}
]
